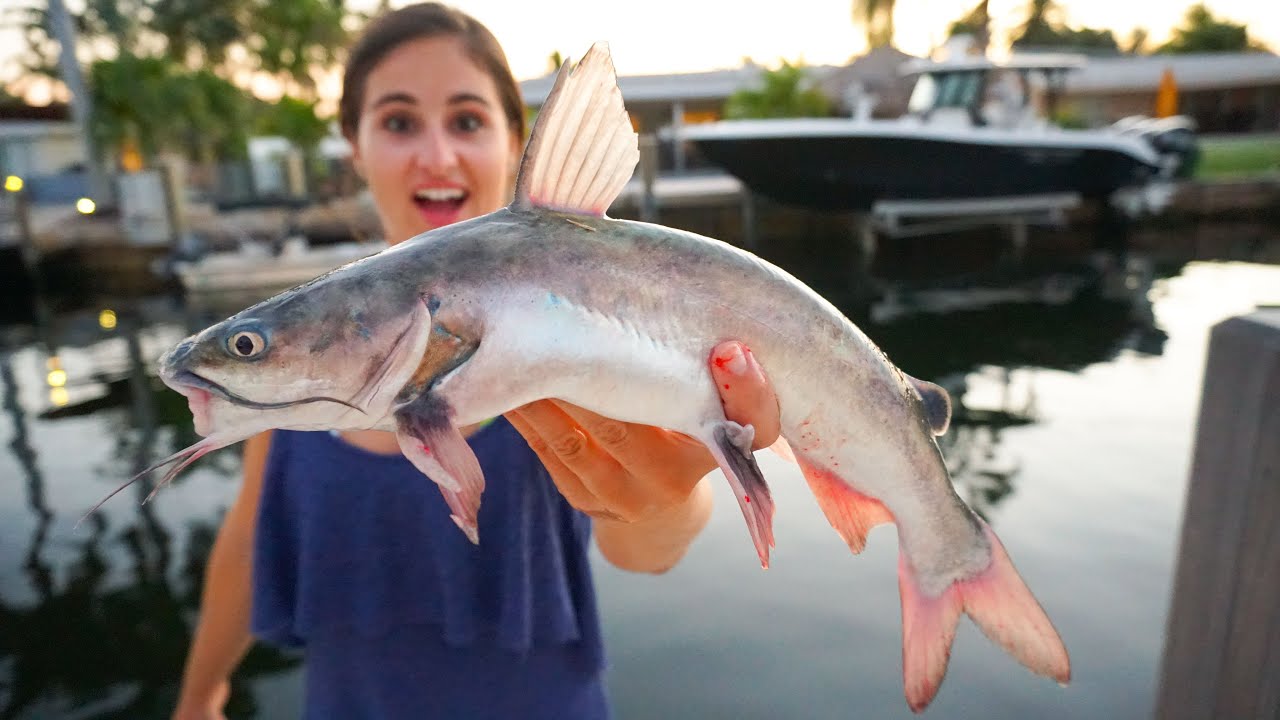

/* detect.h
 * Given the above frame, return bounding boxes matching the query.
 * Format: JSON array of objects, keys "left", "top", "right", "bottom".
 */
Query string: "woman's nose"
[{"left": 414, "top": 125, "right": 458, "bottom": 173}]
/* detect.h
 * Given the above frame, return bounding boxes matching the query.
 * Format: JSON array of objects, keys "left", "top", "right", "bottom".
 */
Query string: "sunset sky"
[{"left": 3, "top": 0, "right": 1277, "bottom": 105}]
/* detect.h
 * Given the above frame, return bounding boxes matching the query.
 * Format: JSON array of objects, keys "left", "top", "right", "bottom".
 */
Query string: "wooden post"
[
  {"left": 638, "top": 134, "right": 658, "bottom": 224},
  {"left": 1154, "top": 308, "right": 1280, "bottom": 720}
]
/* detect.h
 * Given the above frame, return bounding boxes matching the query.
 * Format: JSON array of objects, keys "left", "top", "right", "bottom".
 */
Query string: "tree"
[
  {"left": 851, "top": 0, "right": 896, "bottom": 49},
  {"left": 724, "top": 62, "right": 831, "bottom": 120},
  {"left": 1009, "top": 0, "right": 1119, "bottom": 53},
  {"left": 1156, "top": 3, "right": 1270, "bottom": 54},
  {"left": 1125, "top": 28, "right": 1149, "bottom": 55},
  {"left": 947, "top": 0, "right": 991, "bottom": 52},
  {"left": 88, "top": 54, "right": 254, "bottom": 165}
]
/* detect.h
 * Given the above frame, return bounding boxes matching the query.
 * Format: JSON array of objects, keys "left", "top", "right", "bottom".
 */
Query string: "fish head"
[{"left": 159, "top": 270, "right": 433, "bottom": 443}]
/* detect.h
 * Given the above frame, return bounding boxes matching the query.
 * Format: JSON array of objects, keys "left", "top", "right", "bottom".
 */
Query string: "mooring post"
[
  {"left": 1154, "top": 308, "right": 1280, "bottom": 720},
  {"left": 638, "top": 134, "right": 658, "bottom": 224}
]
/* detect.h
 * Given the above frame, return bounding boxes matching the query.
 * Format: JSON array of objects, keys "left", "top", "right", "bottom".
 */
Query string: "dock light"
[
  {"left": 50, "top": 387, "right": 69, "bottom": 407},
  {"left": 4, "top": 175, "right": 22, "bottom": 192},
  {"left": 47, "top": 368, "right": 67, "bottom": 387},
  {"left": 99, "top": 309, "right": 117, "bottom": 330},
  {"left": 76, "top": 197, "right": 96, "bottom": 214}
]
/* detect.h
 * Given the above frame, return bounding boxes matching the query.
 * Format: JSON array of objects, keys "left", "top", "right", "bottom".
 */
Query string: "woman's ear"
[{"left": 347, "top": 135, "right": 366, "bottom": 180}]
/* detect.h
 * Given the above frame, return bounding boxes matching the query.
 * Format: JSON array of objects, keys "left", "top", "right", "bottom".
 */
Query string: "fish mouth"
[{"left": 171, "top": 370, "right": 366, "bottom": 414}]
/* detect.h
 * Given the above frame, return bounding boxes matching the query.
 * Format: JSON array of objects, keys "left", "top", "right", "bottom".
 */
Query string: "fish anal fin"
[
  {"left": 394, "top": 392, "right": 485, "bottom": 543},
  {"left": 707, "top": 421, "right": 776, "bottom": 568},
  {"left": 769, "top": 435, "right": 798, "bottom": 464},
  {"left": 795, "top": 454, "right": 893, "bottom": 554},
  {"left": 908, "top": 376, "right": 952, "bottom": 436},
  {"left": 897, "top": 522, "right": 1070, "bottom": 712},
  {"left": 512, "top": 43, "right": 638, "bottom": 217}
]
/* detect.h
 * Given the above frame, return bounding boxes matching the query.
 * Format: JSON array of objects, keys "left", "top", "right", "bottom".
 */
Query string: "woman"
[{"left": 172, "top": 4, "right": 778, "bottom": 719}]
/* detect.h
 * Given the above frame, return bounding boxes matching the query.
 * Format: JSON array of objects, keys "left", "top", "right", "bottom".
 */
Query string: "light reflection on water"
[{"left": 0, "top": 260, "right": 1277, "bottom": 718}]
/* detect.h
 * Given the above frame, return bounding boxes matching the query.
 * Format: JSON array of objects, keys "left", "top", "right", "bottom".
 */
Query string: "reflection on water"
[{"left": 0, "top": 254, "right": 1272, "bottom": 718}]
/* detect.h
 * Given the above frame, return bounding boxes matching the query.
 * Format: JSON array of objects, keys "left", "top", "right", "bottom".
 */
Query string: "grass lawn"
[{"left": 1195, "top": 134, "right": 1280, "bottom": 179}]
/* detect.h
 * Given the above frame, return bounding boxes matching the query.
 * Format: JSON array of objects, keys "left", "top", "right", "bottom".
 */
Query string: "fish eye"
[{"left": 227, "top": 330, "right": 267, "bottom": 359}]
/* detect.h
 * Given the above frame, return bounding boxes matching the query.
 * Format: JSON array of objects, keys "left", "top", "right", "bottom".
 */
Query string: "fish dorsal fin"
[{"left": 512, "top": 42, "right": 638, "bottom": 217}]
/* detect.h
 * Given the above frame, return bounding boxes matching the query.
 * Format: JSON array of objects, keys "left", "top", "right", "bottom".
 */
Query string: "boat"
[
  {"left": 678, "top": 48, "right": 1198, "bottom": 213},
  {"left": 173, "top": 235, "right": 386, "bottom": 294}
]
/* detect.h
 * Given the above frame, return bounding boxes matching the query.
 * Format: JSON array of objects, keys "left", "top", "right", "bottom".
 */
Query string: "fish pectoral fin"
[
  {"left": 705, "top": 421, "right": 776, "bottom": 569},
  {"left": 394, "top": 392, "right": 485, "bottom": 544},
  {"left": 511, "top": 43, "right": 638, "bottom": 217},
  {"left": 908, "top": 376, "right": 952, "bottom": 436},
  {"left": 794, "top": 453, "right": 894, "bottom": 554}
]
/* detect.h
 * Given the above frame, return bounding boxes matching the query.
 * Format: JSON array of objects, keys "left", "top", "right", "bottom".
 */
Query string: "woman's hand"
[{"left": 506, "top": 341, "right": 779, "bottom": 571}]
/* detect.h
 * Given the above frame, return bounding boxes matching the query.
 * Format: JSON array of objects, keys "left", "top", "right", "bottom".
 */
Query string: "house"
[
  {"left": 1062, "top": 51, "right": 1280, "bottom": 132},
  {"left": 0, "top": 101, "right": 90, "bottom": 203}
]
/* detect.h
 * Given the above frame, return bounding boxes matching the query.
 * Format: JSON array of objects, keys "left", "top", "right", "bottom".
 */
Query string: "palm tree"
[{"left": 852, "top": 0, "right": 896, "bottom": 49}]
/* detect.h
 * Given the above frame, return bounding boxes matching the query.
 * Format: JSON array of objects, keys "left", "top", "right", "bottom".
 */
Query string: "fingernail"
[{"left": 715, "top": 344, "right": 749, "bottom": 376}]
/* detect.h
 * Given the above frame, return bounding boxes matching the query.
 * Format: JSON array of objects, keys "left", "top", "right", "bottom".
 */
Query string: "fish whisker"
[
  {"left": 175, "top": 370, "right": 366, "bottom": 414},
  {"left": 77, "top": 437, "right": 216, "bottom": 526}
]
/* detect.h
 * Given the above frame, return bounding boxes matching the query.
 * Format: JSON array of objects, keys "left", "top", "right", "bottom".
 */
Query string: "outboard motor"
[
  {"left": 1111, "top": 115, "right": 1199, "bottom": 179},
  {"left": 1143, "top": 116, "right": 1199, "bottom": 178}
]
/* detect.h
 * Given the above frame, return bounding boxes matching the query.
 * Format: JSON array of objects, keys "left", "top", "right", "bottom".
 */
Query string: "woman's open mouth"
[{"left": 414, "top": 187, "right": 468, "bottom": 226}]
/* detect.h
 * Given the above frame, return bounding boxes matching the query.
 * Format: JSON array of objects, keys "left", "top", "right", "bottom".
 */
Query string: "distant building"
[
  {"left": 1061, "top": 52, "right": 1280, "bottom": 133},
  {"left": 0, "top": 102, "right": 81, "bottom": 177}
]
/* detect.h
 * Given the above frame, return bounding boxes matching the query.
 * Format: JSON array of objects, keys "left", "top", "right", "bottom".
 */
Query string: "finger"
[
  {"left": 550, "top": 400, "right": 714, "bottom": 482},
  {"left": 507, "top": 402, "right": 632, "bottom": 517},
  {"left": 710, "top": 342, "right": 781, "bottom": 450}
]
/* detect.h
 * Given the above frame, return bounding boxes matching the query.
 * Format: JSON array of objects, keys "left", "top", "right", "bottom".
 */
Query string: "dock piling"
[{"left": 1154, "top": 308, "right": 1280, "bottom": 720}]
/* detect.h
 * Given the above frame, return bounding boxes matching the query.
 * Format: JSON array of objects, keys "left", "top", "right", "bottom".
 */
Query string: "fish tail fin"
[
  {"left": 898, "top": 522, "right": 1070, "bottom": 712},
  {"left": 706, "top": 421, "right": 776, "bottom": 568},
  {"left": 794, "top": 451, "right": 894, "bottom": 554}
]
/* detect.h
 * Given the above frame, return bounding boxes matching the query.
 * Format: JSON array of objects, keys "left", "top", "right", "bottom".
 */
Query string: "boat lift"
[{"left": 855, "top": 192, "right": 1082, "bottom": 267}]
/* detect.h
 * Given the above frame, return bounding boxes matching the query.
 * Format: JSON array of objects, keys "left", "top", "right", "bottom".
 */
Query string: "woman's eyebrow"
[
  {"left": 448, "top": 92, "right": 491, "bottom": 107},
  {"left": 371, "top": 91, "right": 417, "bottom": 109}
]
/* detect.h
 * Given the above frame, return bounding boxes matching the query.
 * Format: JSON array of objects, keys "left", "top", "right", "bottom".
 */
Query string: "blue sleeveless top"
[{"left": 251, "top": 419, "right": 610, "bottom": 719}]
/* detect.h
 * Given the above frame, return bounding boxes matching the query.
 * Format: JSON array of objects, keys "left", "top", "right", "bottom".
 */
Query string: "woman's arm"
[
  {"left": 171, "top": 432, "right": 272, "bottom": 720},
  {"left": 506, "top": 341, "right": 779, "bottom": 573}
]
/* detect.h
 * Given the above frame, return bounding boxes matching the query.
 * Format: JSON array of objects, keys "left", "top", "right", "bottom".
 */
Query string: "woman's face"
[{"left": 350, "top": 36, "right": 521, "bottom": 245}]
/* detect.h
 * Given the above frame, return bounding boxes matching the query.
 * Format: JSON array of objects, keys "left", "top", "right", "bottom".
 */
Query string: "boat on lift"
[{"left": 679, "top": 46, "right": 1197, "bottom": 213}]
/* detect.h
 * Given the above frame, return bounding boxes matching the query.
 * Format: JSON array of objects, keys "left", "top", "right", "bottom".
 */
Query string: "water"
[{"left": 1, "top": 259, "right": 1278, "bottom": 719}]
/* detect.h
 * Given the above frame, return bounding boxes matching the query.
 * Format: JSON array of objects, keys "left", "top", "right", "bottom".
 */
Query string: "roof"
[
  {"left": 518, "top": 51, "right": 1280, "bottom": 109},
  {"left": 521, "top": 65, "right": 807, "bottom": 106},
  {"left": 901, "top": 53, "right": 1086, "bottom": 75},
  {"left": 1065, "top": 51, "right": 1280, "bottom": 93}
]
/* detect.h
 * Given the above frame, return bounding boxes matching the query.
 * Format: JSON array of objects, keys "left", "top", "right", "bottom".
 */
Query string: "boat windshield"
[{"left": 907, "top": 71, "right": 984, "bottom": 115}]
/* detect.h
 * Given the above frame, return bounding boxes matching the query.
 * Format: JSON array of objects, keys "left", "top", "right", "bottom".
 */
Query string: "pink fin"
[
  {"left": 768, "top": 436, "right": 798, "bottom": 464},
  {"left": 396, "top": 425, "right": 485, "bottom": 544},
  {"left": 795, "top": 455, "right": 894, "bottom": 554},
  {"left": 898, "top": 522, "right": 1070, "bottom": 712}
]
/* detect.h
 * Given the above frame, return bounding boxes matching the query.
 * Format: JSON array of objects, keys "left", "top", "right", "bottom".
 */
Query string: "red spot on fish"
[
  {"left": 744, "top": 496, "right": 751, "bottom": 503},
  {"left": 420, "top": 445, "right": 431, "bottom": 455},
  {"left": 723, "top": 384, "right": 730, "bottom": 389}
]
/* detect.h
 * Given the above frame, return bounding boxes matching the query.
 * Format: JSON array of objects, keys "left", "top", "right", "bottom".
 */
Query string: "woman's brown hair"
[{"left": 339, "top": 3, "right": 526, "bottom": 142}]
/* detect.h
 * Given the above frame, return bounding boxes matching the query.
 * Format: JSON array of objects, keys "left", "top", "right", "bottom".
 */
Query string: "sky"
[{"left": 2, "top": 0, "right": 1278, "bottom": 105}]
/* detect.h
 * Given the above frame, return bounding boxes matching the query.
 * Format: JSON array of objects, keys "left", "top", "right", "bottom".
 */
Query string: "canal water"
[{"left": 1, "top": 256, "right": 1278, "bottom": 719}]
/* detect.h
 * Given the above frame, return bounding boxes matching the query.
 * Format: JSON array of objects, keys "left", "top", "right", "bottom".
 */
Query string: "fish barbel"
[{"left": 131, "top": 44, "right": 1068, "bottom": 711}]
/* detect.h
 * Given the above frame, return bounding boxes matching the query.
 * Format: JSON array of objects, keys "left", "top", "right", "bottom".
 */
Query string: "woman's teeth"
[{"left": 415, "top": 188, "right": 466, "bottom": 202}]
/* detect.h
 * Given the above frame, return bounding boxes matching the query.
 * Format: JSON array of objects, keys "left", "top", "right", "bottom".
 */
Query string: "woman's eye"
[
  {"left": 452, "top": 113, "right": 484, "bottom": 133},
  {"left": 382, "top": 114, "right": 416, "bottom": 134}
]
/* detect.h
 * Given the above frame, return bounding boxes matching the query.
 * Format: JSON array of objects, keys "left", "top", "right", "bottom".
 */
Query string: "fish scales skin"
[{"left": 375, "top": 206, "right": 990, "bottom": 592}]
